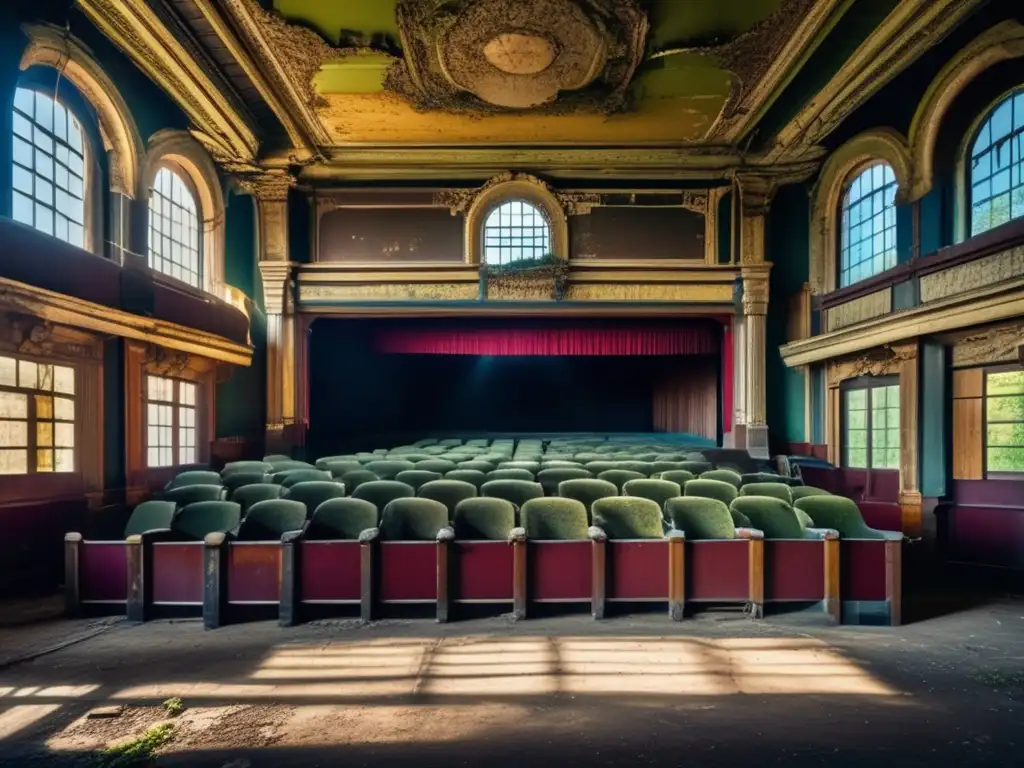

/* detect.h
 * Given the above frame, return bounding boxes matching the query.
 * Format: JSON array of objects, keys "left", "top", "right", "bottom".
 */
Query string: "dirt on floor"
[{"left": 0, "top": 596, "right": 1022, "bottom": 767}]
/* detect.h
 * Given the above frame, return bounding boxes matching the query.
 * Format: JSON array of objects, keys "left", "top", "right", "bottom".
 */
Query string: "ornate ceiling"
[{"left": 76, "top": 0, "right": 990, "bottom": 180}]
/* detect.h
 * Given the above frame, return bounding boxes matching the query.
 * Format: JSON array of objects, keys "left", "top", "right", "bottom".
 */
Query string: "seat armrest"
[
  {"left": 735, "top": 527, "right": 765, "bottom": 540},
  {"left": 281, "top": 528, "right": 304, "bottom": 544},
  {"left": 588, "top": 525, "right": 607, "bottom": 542},
  {"left": 204, "top": 531, "right": 234, "bottom": 546},
  {"left": 65, "top": 532, "right": 83, "bottom": 543},
  {"left": 140, "top": 528, "right": 176, "bottom": 543},
  {"left": 875, "top": 529, "right": 905, "bottom": 541},
  {"left": 358, "top": 527, "right": 380, "bottom": 544},
  {"left": 803, "top": 528, "right": 839, "bottom": 541},
  {"left": 436, "top": 526, "right": 455, "bottom": 543},
  {"left": 665, "top": 529, "right": 685, "bottom": 541},
  {"left": 507, "top": 526, "right": 526, "bottom": 543}
]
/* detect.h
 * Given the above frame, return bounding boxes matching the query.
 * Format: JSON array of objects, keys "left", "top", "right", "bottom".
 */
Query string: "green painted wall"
[{"left": 919, "top": 340, "right": 948, "bottom": 498}]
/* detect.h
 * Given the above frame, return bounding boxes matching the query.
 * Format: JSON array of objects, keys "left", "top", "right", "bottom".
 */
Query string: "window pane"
[
  {"left": 987, "top": 396, "right": 1024, "bottom": 422},
  {"left": 18, "top": 360, "right": 37, "bottom": 389},
  {"left": 0, "top": 357, "right": 14, "bottom": 387},
  {"left": 0, "top": 392, "right": 27, "bottom": 419},
  {"left": 987, "top": 447, "right": 1024, "bottom": 472},
  {"left": 482, "top": 200, "right": 551, "bottom": 267},
  {"left": 54, "top": 397, "right": 74, "bottom": 421},
  {"left": 0, "top": 421, "right": 28, "bottom": 447},
  {"left": 839, "top": 163, "right": 898, "bottom": 287},
  {"left": 36, "top": 449, "right": 53, "bottom": 472},
  {"left": 54, "top": 422, "right": 74, "bottom": 448},
  {"left": 148, "top": 167, "right": 201, "bottom": 288},
  {"left": 54, "top": 448, "right": 74, "bottom": 472},
  {"left": 847, "top": 448, "right": 868, "bottom": 469},
  {"left": 0, "top": 448, "right": 28, "bottom": 475},
  {"left": 848, "top": 429, "right": 867, "bottom": 448},
  {"left": 35, "top": 395, "right": 53, "bottom": 420},
  {"left": 846, "top": 389, "right": 867, "bottom": 410},
  {"left": 971, "top": 90, "right": 1024, "bottom": 236},
  {"left": 36, "top": 422, "right": 53, "bottom": 448},
  {"left": 53, "top": 365, "right": 75, "bottom": 394},
  {"left": 988, "top": 370, "right": 1024, "bottom": 396}
]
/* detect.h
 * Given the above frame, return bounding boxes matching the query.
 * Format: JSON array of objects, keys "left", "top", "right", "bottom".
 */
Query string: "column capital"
[
  {"left": 741, "top": 264, "right": 772, "bottom": 316},
  {"left": 735, "top": 174, "right": 780, "bottom": 217},
  {"left": 233, "top": 171, "right": 295, "bottom": 202}
]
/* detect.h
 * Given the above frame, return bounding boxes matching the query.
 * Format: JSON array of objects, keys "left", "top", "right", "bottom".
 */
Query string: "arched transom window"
[
  {"left": 148, "top": 166, "right": 201, "bottom": 288},
  {"left": 969, "top": 89, "right": 1024, "bottom": 237},
  {"left": 11, "top": 88, "right": 87, "bottom": 248},
  {"left": 839, "top": 162, "right": 897, "bottom": 288},
  {"left": 483, "top": 200, "right": 551, "bottom": 266}
]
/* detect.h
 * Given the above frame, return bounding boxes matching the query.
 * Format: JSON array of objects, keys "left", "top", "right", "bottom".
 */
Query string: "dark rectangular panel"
[
  {"left": 571, "top": 207, "right": 705, "bottom": 260},
  {"left": 319, "top": 208, "right": 464, "bottom": 262}
]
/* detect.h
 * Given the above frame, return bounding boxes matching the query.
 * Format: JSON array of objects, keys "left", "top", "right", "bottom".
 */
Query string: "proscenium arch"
[
  {"left": 141, "top": 129, "right": 227, "bottom": 294},
  {"left": 464, "top": 174, "right": 569, "bottom": 265},
  {"left": 19, "top": 23, "right": 143, "bottom": 199},
  {"left": 907, "top": 20, "right": 1024, "bottom": 203},
  {"left": 808, "top": 128, "right": 912, "bottom": 294}
]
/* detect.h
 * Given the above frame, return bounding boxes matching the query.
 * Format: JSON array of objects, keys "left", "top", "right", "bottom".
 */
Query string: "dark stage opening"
[{"left": 308, "top": 318, "right": 723, "bottom": 455}]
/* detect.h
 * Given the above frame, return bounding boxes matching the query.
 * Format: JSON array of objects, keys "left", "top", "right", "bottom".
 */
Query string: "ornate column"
[{"left": 736, "top": 174, "right": 777, "bottom": 459}]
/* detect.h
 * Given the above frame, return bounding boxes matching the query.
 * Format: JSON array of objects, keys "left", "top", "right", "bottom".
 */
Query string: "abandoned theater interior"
[{"left": 1, "top": 0, "right": 1024, "bottom": 630}]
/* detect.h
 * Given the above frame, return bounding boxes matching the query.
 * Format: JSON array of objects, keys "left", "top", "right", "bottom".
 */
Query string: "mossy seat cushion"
[
  {"left": 381, "top": 498, "right": 450, "bottom": 541},
  {"left": 322, "top": 460, "right": 364, "bottom": 478},
  {"left": 731, "top": 496, "right": 805, "bottom": 539},
  {"left": 351, "top": 480, "right": 416, "bottom": 511},
  {"left": 664, "top": 497, "right": 735, "bottom": 540},
  {"left": 171, "top": 501, "right": 241, "bottom": 541},
  {"left": 237, "top": 499, "right": 306, "bottom": 541},
  {"left": 597, "top": 469, "right": 646, "bottom": 492},
  {"left": 657, "top": 470, "right": 695, "bottom": 486},
  {"left": 592, "top": 497, "right": 664, "bottom": 540},
  {"left": 305, "top": 498, "right": 378, "bottom": 540},
  {"left": 283, "top": 481, "right": 347, "bottom": 517},
  {"left": 481, "top": 479, "right": 544, "bottom": 508},
  {"left": 739, "top": 482, "right": 794, "bottom": 505},
  {"left": 453, "top": 497, "right": 516, "bottom": 540},
  {"left": 499, "top": 460, "right": 541, "bottom": 472},
  {"left": 520, "top": 498, "right": 589, "bottom": 540},
  {"left": 537, "top": 467, "right": 594, "bottom": 495},
  {"left": 699, "top": 469, "right": 743, "bottom": 489},
  {"left": 456, "top": 460, "right": 495, "bottom": 473},
  {"left": 791, "top": 486, "right": 832, "bottom": 501},
  {"left": 415, "top": 459, "right": 458, "bottom": 474},
  {"left": 124, "top": 500, "right": 177, "bottom": 537},
  {"left": 486, "top": 468, "right": 536, "bottom": 482},
  {"left": 741, "top": 472, "right": 793, "bottom": 487},
  {"left": 794, "top": 496, "right": 903, "bottom": 539},
  {"left": 678, "top": 460, "right": 712, "bottom": 475},
  {"left": 683, "top": 478, "right": 738, "bottom": 506},
  {"left": 622, "top": 479, "right": 682, "bottom": 511},
  {"left": 417, "top": 479, "right": 478, "bottom": 514},
  {"left": 557, "top": 478, "right": 618, "bottom": 515},
  {"left": 444, "top": 469, "right": 487, "bottom": 489}
]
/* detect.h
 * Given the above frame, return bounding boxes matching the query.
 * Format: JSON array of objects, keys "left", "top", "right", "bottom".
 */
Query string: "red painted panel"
[
  {"left": 608, "top": 541, "right": 668, "bottom": 600},
  {"left": 227, "top": 544, "right": 282, "bottom": 603},
  {"left": 951, "top": 479, "right": 1024, "bottom": 506},
  {"left": 300, "top": 541, "right": 362, "bottom": 602},
  {"left": 379, "top": 542, "right": 437, "bottom": 602},
  {"left": 765, "top": 540, "right": 824, "bottom": 601},
  {"left": 799, "top": 466, "right": 841, "bottom": 494},
  {"left": 866, "top": 470, "right": 900, "bottom": 502},
  {"left": 946, "top": 505, "right": 1024, "bottom": 569},
  {"left": 859, "top": 502, "right": 902, "bottom": 532},
  {"left": 842, "top": 540, "right": 886, "bottom": 601},
  {"left": 151, "top": 543, "right": 204, "bottom": 604},
  {"left": 454, "top": 542, "right": 514, "bottom": 601},
  {"left": 531, "top": 541, "right": 591, "bottom": 601},
  {"left": 79, "top": 543, "right": 127, "bottom": 602},
  {"left": 687, "top": 541, "right": 748, "bottom": 601}
]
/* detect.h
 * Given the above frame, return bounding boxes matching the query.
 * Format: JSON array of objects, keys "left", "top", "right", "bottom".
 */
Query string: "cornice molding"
[{"left": 76, "top": 0, "right": 259, "bottom": 163}]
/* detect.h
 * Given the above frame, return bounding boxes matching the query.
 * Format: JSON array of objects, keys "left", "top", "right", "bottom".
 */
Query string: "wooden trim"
[
  {"left": 885, "top": 539, "right": 902, "bottom": 627},
  {"left": 952, "top": 397, "right": 984, "bottom": 481},
  {"left": 359, "top": 541, "right": 374, "bottom": 623},
  {"left": 64, "top": 533, "right": 82, "bottom": 617},
  {"left": 125, "top": 535, "right": 144, "bottom": 623},
  {"left": 512, "top": 535, "right": 527, "bottom": 620},
  {"left": 748, "top": 537, "right": 765, "bottom": 619},
  {"left": 823, "top": 533, "right": 840, "bottom": 624},
  {"left": 667, "top": 535, "right": 685, "bottom": 621},
  {"left": 953, "top": 367, "right": 984, "bottom": 399},
  {"left": 590, "top": 538, "right": 606, "bottom": 620},
  {"left": 435, "top": 539, "right": 449, "bottom": 623}
]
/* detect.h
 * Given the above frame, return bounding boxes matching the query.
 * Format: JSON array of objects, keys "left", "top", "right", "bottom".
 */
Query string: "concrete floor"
[{"left": 0, "top": 599, "right": 1021, "bottom": 767}]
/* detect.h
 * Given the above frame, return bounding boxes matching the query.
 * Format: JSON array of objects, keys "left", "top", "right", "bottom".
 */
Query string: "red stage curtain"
[
  {"left": 374, "top": 326, "right": 717, "bottom": 356},
  {"left": 652, "top": 361, "right": 718, "bottom": 439}
]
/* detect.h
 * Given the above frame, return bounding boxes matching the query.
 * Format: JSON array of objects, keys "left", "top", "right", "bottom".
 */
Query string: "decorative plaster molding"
[
  {"left": 825, "top": 342, "right": 916, "bottom": 387},
  {"left": 258, "top": 261, "right": 295, "bottom": 315},
  {"left": 825, "top": 287, "right": 893, "bottom": 332},
  {"left": 920, "top": 245, "right": 1024, "bottom": 303},
  {"left": 233, "top": 172, "right": 295, "bottom": 202},
  {"left": 949, "top": 321, "right": 1024, "bottom": 368},
  {"left": 0, "top": 312, "right": 102, "bottom": 361},
  {"left": 741, "top": 265, "right": 772, "bottom": 316},
  {"left": 20, "top": 23, "right": 143, "bottom": 199}
]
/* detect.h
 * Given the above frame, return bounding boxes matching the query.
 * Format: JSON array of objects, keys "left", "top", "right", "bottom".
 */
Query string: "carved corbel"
[
  {"left": 741, "top": 265, "right": 771, "bottom": 316},
  {"left": 258, "top": 261, "right": 294, "bottom": 316}
]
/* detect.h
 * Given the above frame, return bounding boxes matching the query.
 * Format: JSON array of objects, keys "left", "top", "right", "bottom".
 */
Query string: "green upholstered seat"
[
  {"left": 592, "top": 497, "right": 664, "bottom": 540},
  {"left": 651, "top": 461, "right": 686, "bottom": 475},
  {"left": 583, "top": 460, "right": 618, "bottom": 474},
  {"left": 634, "top": 453, "right": 661, "bottom": 462},
  {"left": 380, "top": 498, "right": 450, "bottom": 541},
  {"left": 352, "top": 480, "right": 416, "bottom": 511},
  {"left": 237, "top": 499, "right": 307, "bottom": 541},
  {"left": 222, "top": 461, "right": 273, "bottom": 477},
  {"left": 684, "top": 452, "right": 708, "bottom": 462},
  {"left": 123, "top": 500, "right": 177, "bottom": 537},
  {"left": 740, "top": 482, "right": 794, "bottom": 505},
  {"left": 415, "top": 459, "right": 458, "bottom": 474},
  {"left": 654, "top": 453, "right": 685, "bottom": 462},
  {"left": 596, "top": 469, "right": 645, "bottom": 492},
  {"left": 794, "top": 496, "right": 903, "bottom": 540},
  {"left": 438, "top": 438, "right": 464, "bottom": 447},
  {"left": 486, "top": 468, "right": 536, "bottom": 482},
  {"left": 231, "top": 483, "right": 285, "bottom": 516},
  {"left": 364, "top": 460, "right": 416, "bottom": 480},
  {"left": 389, "top": 445, "right": 424, "bottom": 455},
  {"left": 387, "top": 453, "right": 433, "bottom": 464},
  {"left": 314, "top": 454, "right": 360, "bottom": 466},
  {"left": 263, "top": 454, "right": 292, "bottom": 464},
  {"left": 267, "top": 460, "right": 315, "bottom": 473},
  {"left": 664, "top": 497, "right": 736, "bottom": 540},
  {"left": 616, "top": 461, "right": 655, "bottom": 476},
  {"left": 284, "top": 481, "right": 347, "bottom": 517},
  {"left": 339, "top": 469, "right": 379, "bottom": 492},
  {"left": 700, "top": 469, "right": 743, "bottom": 489},
  {"left": 622, "top": 479, "right": 682, "bottom": 511},
  {"left": 456, "top": 460, "right": 495, "bottom": 473},
  {"left": 305, "top": 498, "right": 379, "bottom": 540},
  {"left": 453, "top": 497, "right": 517, "bottom": 540},
  {"left": 355, "top": 452, "right": 378, "bottom": 462},
  {"left": 678, "top": 460, "right": 712, "bottom": 475},
  {"left": 731, "top": 497, "right": 805, "bottom": 539},
  {"left": 166, "top": 470, "right": 221, "bottom": 490},
  {"left": 556, "top": 478, "right": 618, "bottom": 515},
  {"left": 481, "top": 479, "right": 544, "bottom": 508},
  {"left": 444, "top": 469, "right": 487, "bottom": 489},
  {"left": 537, "top": 467, "right": 594, "bottom": 495},
  {"left": 657, "top": 470, "right": 695, "bottom": 486},
  {"left": 499, "top": 460, "right": 541, "bottom": 472},
  {"left": 222, "top": 471, "right": 270, "bottom": 495},
  {"left": 520, "top": 498, "right": 589, "bottom": 540},
  {"left": 395, "top": 469, "right": 444, "bottom": 491},
  {"left": 795, "top": 508, "right": 815, "bottom": 528},
  {"left": 417, "top": 479, "right": 478, "bottom": 515},
  {"left": 322, "top": 460, "right": 364, "bottom": 478},
  {"left": 171, "top": 501, "right": 241, "bottom": 541},
  {"left": 730, "top": 508, "right": 752, "bottom": 528},
  {"left": 683, "top": 478, "right": 738, "bottom": 506},
  {"left": 272, "top": 468, "right": 331, "bottom": 486},
  {"left": 791, "top": 486, "right": 832, "bottom": 501},
  {"left": 741, "top": 472, "right": 792, "bottom": 487},
  {"left": 541, "top": 460, "right": 584, "bottom": 469},
  {"left": 163, "top": 484, "right": 224, "bottom": 507}
]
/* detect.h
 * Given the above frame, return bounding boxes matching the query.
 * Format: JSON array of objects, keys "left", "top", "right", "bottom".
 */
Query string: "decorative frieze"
[
  {"left": 920, "top": 245, "right": 1024, "bottom": 303},
  {"left": 824, "top": 288, "right": 893, "bottom": 332}
]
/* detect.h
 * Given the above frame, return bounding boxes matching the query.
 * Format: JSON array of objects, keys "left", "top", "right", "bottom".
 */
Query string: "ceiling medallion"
[{"left": 483, "top": 32, "right": 557, "bottom": 75}]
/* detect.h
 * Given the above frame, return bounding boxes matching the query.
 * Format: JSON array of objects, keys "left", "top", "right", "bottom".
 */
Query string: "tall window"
[
  {"left": 145, "top": 375, "right": 198, "bottom": 468},
  {"left": 839, "top": 162, "right": 897, "bottom": 287},
  {"left": 0, "top": 354, "right": 75, "bottom": 475},
  {"left": 12, "top": 88, "right": 87, "bottom": 248},
  {"left": 969, "top": 89, "right": 1024, "bottom": 237},
  {"left": 843, "top": 378, "right": 900, "bottom": 470},
  {"left": 985, "top": 368, "right": 1024, "bottom": 474},
  {"left": 483, "top": 200, "right": 551, "bottom": 266},
  {"left": 149, "top": 166, "right": 201, "bottom": 288}
]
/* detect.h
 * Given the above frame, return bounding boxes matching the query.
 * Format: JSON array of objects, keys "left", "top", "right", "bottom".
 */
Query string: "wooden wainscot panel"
[
  {"left": 825, "top": 288, "right": 892, "bottom": 332},
  {"left": 788, "top": 283, "right": 812, "bottom": 342},
  {"left": 920, "top": 243, "right": 1024, "bottom": 303},
  {"left": 952, "top": 368, "right": 984, "bottom": 481}
]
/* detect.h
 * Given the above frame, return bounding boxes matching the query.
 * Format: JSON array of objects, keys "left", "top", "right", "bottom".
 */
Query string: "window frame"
[
  {"left": 964, "top": 87, "right": 1024, "bottom": 240},
  {"left": 837, "top": 160, "right": 898, "bottom": 288},
  {"left": 481, "top": 198, "right": 553, "bottom": 267},
  {"left": 982, "top": 364, "right": 1024, "bottom": 479},
  {"left": 840, "top": 375, "right": 901, "bottom": 471},
  {"left": 144, "top": 374, "right": 202, "bottom": 470},
  {"left": 147, "top": 160, "right": 204, "bottom": 289}
]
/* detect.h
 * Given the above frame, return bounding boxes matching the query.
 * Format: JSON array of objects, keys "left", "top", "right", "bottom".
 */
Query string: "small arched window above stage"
[
  {"left": 838, "top": 162, "right": 897, "bottom": 288},
  {"left": 148, "top": 164, "right": 202, "bottom": 289},
  {"left": 483, "top": 199, "right": 552, "bottom": 266},
  {"left": 967, "top": 88, "right": 1024, "bottom": 238},
  {"left": 11, "top": 88, "right": 89, "bottom": 250}
]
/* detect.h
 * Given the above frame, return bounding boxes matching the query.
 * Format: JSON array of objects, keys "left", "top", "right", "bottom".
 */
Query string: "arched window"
[
  {"left": 11, "top": 87, "right": 88, "bottom": 248},
  {"left": 968, "top": 89, "right": 1024, "bottom": 237},
  {"left": 483, "top": 200, "right": 551, "bottom": 266},
  {"left": 148, "top": 165, "right": 201, "bottom": 288},
  {"left": 838, "top": 162, "right": 897, "bottom": 287}
]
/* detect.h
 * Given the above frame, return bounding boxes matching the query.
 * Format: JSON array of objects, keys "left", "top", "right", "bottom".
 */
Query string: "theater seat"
[
  {"left": 657, "top": 470, "right": 695, "bottom": 486},
  {"left": 499, "top": 460, "right": 541, "bottom": 472},
  {"left": 684, "top": 478, "right": 738, "bottom": 507},
  {"left": 263, "top": 454, "right": 292, "bottom": 464},
  {"left": 791, "top": 486, "right": 832, "bottom": 501},
  {"left": 557, "top": 478, "right": 618, "bottom": 518},
  {"left": 322, "top": 460, "right": 364, "bottom": 478},
  {"left": 124, "top": 500, "right": 177, "bottom": 537},
  {"left": 739, "top": 482, "right": 794, "bottom": 505},
  {"left": 592, "top": 497, "right": 664, "bottom": 539},
  {"left": 444, "top": 469, "right": 487, "bottom": 489},
  {"left": 455, "top": 460, "right": 494, "bottom": 473},
  {"left": 381, "top": 498, "right": 451, "bottom": 541},
  {"left": 481, "top": 479, "right": 544, "bottom": 509},
  {"left": 794, "top": 497, "right": 903, "bottom": 540},
  {"left": 339, "top": 469, "right": 379, "bottom": 492},
  {"left": 615, "top": 461, "right": 655, "bottom": 476},
  {"left": 222, "top": 461, "right": 273, "bottom": 477},
  {"left": 596, "top": 469, "right": 645, "bottom": 493},
  {"left": 172, "top": 501, "right": 242, "bottom": 540},
  {"left": 305, "top": 498, "right": 379, "bottom": 540},
  {"left": 272, "top": 468, "right": 331, "bottom": 486},
  {"left": 678, "top": 460, "right": 712, "bottom": 475},
  {"left": 284, "top": 481, "right": 347, "bottom": 516},
  {"left": 486, "top": 468, "right": 535, "bottom": 482},
  {"left": 314, "top": 454, "right": 360, "bottom": 468},
  {"left": 222, "top": 471, "right": 270, "bottom": 495},
  {"left": 741, "top": 472, "right": 793, "bottom": 487},
  {"left": 165, "top": 470, "right": 221, "bottom": 490},
  {"left": 364, "top": 460, "right": 416, "bottom": 480},
  {"left": 700, "top": 469, "right": 743, "bottom": 489},
  {"left": 664, "top": 497, "right": 737, "bottom": 540},
  {"left": 622, "top": 479, "right": 681, "bottom": 512},
  {"left": 237, "top": 499, "right": 307, "bottom": 541},
  {"left": 414, "top": 459, "right": 458, "bottom": 474},
  {"left": 453, "top": 498, "right": 516, "bottom": 540},
  {"left": 583, "top": 460, "right": 617, "bottom": 474},
  {"left": 731, "top": 497, "right": 807, "bottom": 539},
  {"left": 352, "top": 480, "right": 416, "bottom": 511},
  {"left": 537, "top": 467, "right": 593, "bottom": 495},
  {"left": 163, "top": 484, "right": 225, "bottom": 507},
  {"left": 520, "top": 498, "right": 589, "bottom": 540},
  {"left": 395, "top": 470, "right": 443, "bottom": 491},
  {"left": 232, "top": 483, "right": 285, "bottom": 516},
  {"left": 418, "top": 479, "right": 477, "bottom": 515},
  {"left": 267, "top": 460, "right": 316, "bottom": 473}
]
